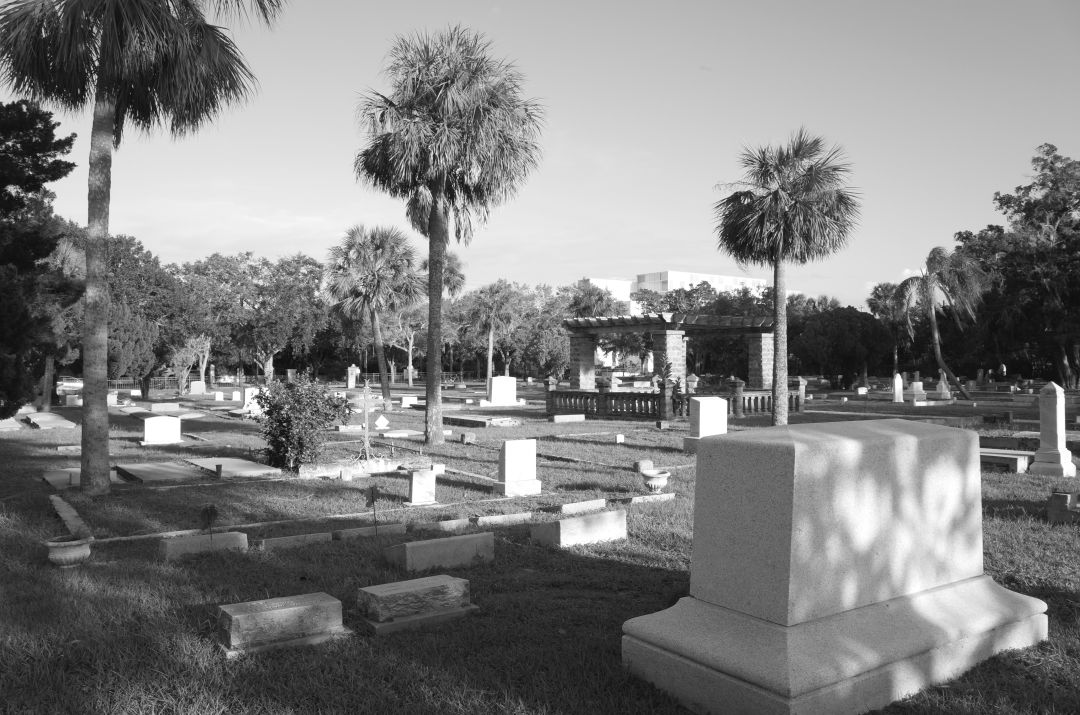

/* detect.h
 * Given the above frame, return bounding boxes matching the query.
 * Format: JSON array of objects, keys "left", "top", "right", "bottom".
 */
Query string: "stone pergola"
[{"left": 562, "top": 313, "right": 775, "bottom": 390}]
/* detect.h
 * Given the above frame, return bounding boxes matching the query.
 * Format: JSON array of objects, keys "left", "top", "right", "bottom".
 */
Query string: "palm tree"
[
  {"left": 896, "top": 247, "right": 991, "bottom": 400},
  {"left": 465, "top": 280, "right": 519, "bottom": 392},
  {"left": 356, "top": 26, "right": 543, "bottom": 444},
  {"left": 326, "top": 225, "right": 425, "bottom": 408},
  {"left": 867, "top": 282, "right": 910, "bottom": 378},
  {"left": 714, "top": 128, "right": 860, "bottom": 425},
  {"left": 0, "top": 0, "right": 282, "bottom": 495}
]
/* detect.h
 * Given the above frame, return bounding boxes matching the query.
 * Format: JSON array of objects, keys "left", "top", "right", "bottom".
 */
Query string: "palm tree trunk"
[
  {"left": 81, "top": 89, "right": 114, "bottom": 495},
  {"left": 927, "top": 304, "right": 971, "bottom": 400},
  {"left": 772, "top": 259, "right": 788, "bottom": 426},
  {"left": 407, "top": 334, "right": 414, "bottom": 388},
  {"left": 425, "top": 190, "right": 447, "bottom": 444},
  {"left": 370, "top": 308, "right": 393, "bottom": 410}
]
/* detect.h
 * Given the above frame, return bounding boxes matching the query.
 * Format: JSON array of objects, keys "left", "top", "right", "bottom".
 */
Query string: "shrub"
[{"left": 254, "top": 375, "right": 350, "bottom": 472}]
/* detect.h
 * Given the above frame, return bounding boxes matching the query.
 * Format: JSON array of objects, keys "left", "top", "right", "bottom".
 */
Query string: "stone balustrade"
[{"left": 547, "top": 389, "right": 799, "bottom": 419}]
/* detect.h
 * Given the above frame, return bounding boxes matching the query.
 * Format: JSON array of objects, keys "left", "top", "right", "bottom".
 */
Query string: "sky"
[{"left": 8, "top": 0, "right": 1080, "bottom": 309}]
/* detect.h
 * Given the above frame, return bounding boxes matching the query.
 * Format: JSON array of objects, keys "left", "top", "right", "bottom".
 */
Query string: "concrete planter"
[
  {"left": 641, "top": 469, "right": 670, "bottom": 493},
  {"left": 45, "top": 534, "right": 93, "bottom": 568}
]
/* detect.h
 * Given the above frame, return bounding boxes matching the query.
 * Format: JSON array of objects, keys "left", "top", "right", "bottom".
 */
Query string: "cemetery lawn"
[{"left": 0, "top": 403, "right": 1077, "bottom": 713}]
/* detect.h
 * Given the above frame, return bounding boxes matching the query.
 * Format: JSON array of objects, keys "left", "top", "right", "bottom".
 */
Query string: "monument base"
[
  {"left": 1028, "top": 449, "right": 1077, "bottom": 477},
  {"left": 493, "top": 479, "right": 542, "bottom": 496},
  {"left": 622, "top": 575, "right": 1046, "bottom": 715}
]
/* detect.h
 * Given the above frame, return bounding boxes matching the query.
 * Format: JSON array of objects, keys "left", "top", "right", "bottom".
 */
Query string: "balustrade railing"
[{"left": 547, "top": 388, "right": 800, "bottom": 419}]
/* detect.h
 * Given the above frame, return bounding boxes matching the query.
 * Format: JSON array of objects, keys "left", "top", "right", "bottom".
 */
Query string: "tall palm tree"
[
  {"left": 867, "top": 281, "right": 910, "bottom": 378},
  {"left": 714, "top": 128, "right": 860, "bottom": 425},
  {"left": 0, "top": 0, "right": 282, "bottom": 495},
  {"left": 896, "top": 247, "right": 991, "bottom": 400},
  {"left": 356, "top": 25, "right": 543, "bottom": 444},
  {"left": 465, "top": 280, "right": 519, "bottom": 392},
  {"left": 326, "top": 225, "right": 425, "bottom": 408}
]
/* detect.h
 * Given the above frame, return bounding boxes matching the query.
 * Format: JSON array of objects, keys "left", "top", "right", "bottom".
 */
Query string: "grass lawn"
[{"left": 0, "top": 397, "right": 1077, "bottom": 714}]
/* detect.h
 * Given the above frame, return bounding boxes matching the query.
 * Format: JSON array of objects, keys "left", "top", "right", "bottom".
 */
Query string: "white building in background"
[{"left": 587, "top": 271, "right": 768, "bottom": 316}]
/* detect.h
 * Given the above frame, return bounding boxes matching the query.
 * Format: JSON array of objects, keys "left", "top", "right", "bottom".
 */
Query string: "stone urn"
[
  {"left": 640, "top": 468, "right": 670, "bottom": 494},
  {"left": 45, "top": 534, "right": 93, "bottom": 568}
]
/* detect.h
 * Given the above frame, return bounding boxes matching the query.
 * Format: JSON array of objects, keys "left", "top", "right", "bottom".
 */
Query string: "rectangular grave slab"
[
  {"left": 549, "top": 414, "right": 586, "bottom": 423},
  {"left": 474, "top": 512, "right": 532, "bottom": 528},
  {"left": 531, "top": 509, "right": 627, "bottom": 547},
  {"left": 115, "top": 462, "right": 206, "bottom": 484},
  {"left": 160, "top": 532, "right": 248, "bottom": 561},
  {"left": 550, "top": 498, "right": 608, "bottom": 516},
  {"left": 43, "top": 468, "right": 125, "bottom": 491},
  {"left": 356, "top": 574, "right": 478, "bottom": 635},
  {"left": 150, "top": 402, "right": 181, "bottom": 412},
  {"left": 333, "top": 523, "right": 406, "bottom": 540},
  {"left": 216, "top": 592, "right": 350, "bottom": 657},
  {"left": 384, "top": 531, "right": 494, "bottom": 572},
  {"left": 611, "top": 492, "right": 677, "bottom": 506},
  {"left": 189, "top": 381, "right": 206, "bottom": 395},
  {"left": 413, "top": 518, "right": 473, "bottom": 533},
  {"left": 254, "top": 532, "right": 332, "bottom": 551},
  {"left": 621, "top": 418, "right": 1047, "bottom": 715},
  {"left": 185, "top": 458, "right": 282, "bottom": 478},
  {"left": 979, "top": 448, "right": 1033, "bottom": 473},
  {"left": 25, "top": 412, "right": 77, "bottom": 430},
  {"left": 443, "top": 414, "right": 494, "bottom": 428}
]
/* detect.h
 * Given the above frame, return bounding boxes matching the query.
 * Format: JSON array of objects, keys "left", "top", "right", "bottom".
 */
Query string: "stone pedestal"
[
  {"left": 1029, "top": 381, "right": 1076, "bottom": 477},
  {"left": 494, "top": 439, "right": 541, "bottom": 496},
  {"left": 651, "top": 330, "right": 687, "bottom": 387},
  {"left": 569, "top": 336, "right": 598, "bottom": 390},
  {"left": 748, "top": 333, "right": 774, "bottom": 390},
  {"left": 133, "top": 412, "right": 182, "bottom": 445},
  {"left": 189, "top": 380, "right": 206, "bottom": 395},
  {"left": 683, "top": 396, "right": 728, "bottom": 454},
  {"left": 622, "top": 419, "right": 1047, "bottom": 715}
]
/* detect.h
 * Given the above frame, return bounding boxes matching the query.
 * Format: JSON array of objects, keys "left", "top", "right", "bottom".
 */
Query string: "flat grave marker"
[
  {"left": 356, "top": 574, "right": 478, "bottom": 635},
  {"left": 185, "top": 458, "right": 281, "bottom": 478},
  {"left": 216, "top": 592, "right": 350, "bottom": 657},
  {"left": 531, "top": 509, "right": 627, "bottom": 547},
  {"left": 114, "top": 462, "right": 206, "bottom": 484},
  {"left": 160, "top": 532, "right": 248, "bottom": 561}
]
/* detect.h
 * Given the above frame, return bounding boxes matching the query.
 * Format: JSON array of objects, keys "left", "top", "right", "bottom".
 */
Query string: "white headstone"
[
  {"left": 1028, "top": 382, "right": 1077, "bottom": 477},
  {"left": 214, "top": 391, "right": 224, "bottom": 401},
  {"left": 892, "top": 373, "right": 904, "bottom": 403},
  {"left": 106, "top": 391, "right": 118, "bottom": 406},
  {"left": 495, "top": 438, "right": 541, "bottom": 496},
  {"left": 400, "top": 395, "right": 418, "bottom": 408},
  {"left": 374, "top": 414, "right": 390, "bottom": 430},
  {"left": 406, "top": 469, "right": 437, "bottom": 506},
  {"left": 684, "top": 397, "right": 727, "bottom": 454},
  {"left": 488, "top": 375, "right": 517, "bottom": 406},
  {"left": 231, "top": 390, "right": 241, "bottom": 401},
  {"left": 189, "top": 380, "right": 206, "bottom": 395},
  {"left": 137, "top": 413, "right": 182, "bottom": 445},
  {"left": 622, "top": 419, "right": 1048, "bottom": 713},
  {"left": 130, "top": 389, "right": 141, "bottom": 397}
]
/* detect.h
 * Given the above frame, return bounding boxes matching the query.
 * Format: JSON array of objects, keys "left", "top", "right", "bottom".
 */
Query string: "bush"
[{"left": 254, "top": 375, "right": 350, "bottom": 472}]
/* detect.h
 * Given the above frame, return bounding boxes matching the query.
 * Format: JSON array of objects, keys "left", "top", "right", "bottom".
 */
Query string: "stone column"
[
  {"left": 1029, "top": 382, "right": 1077, "bottom": 477},
  {"left": 748, "top": 333, "right": 774, "bottom": 390},
  {"left": 650, "top": 330, "right": 687, "bottom": 386},
  {"left": 729, "top": 378, "right": 745, "bottom": 418},
  {"left": 569, "top": 335, "right": 598, "bottom": 391}
]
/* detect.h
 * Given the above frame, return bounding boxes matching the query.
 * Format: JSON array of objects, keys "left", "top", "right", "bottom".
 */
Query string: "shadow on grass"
[{"left": 982, "top": 497, "right": 1049, "bottom": 522}]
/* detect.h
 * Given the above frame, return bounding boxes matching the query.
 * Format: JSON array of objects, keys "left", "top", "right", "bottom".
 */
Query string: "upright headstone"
[
  {"left": 106, "top": 391, "right": 119, "bottom": 406},
  {"left": 486, "top": 375, "right": 518, "bottom": 406},
  {"left": 134, "top": 412, "right": 182, "bottom": 445},
  {"left": 406, "top": 469, "right": 437, "bottom": 506},
  {"left": 892, "top": 373, "right": 904, "bottom": 403},
  {"left": 231, "top": 390, "right": 241, "bottom": 402},
  {"left": 976, "top": 368, "right": 985, "bottom": 386},
  {"left": 495, "top": 439, "right": 541, "bottom": 496},
  {"left": 622, "top": 420, "right": 1047, "bottom": 714},
  {"left": 189, "top": 380, "right": 206, "bottom": 395},
  {"left": 906, "top": 380, "right": 926, "bottom": 402},
  {"left": 1028, "top": 382, "right": 1077, "bottom": 477},
  {"left": 683, "top": 396, "right": 728, "bottom": 454},
  {"left": 346, "top": 364, "right": 359, "bottom": 390}
]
